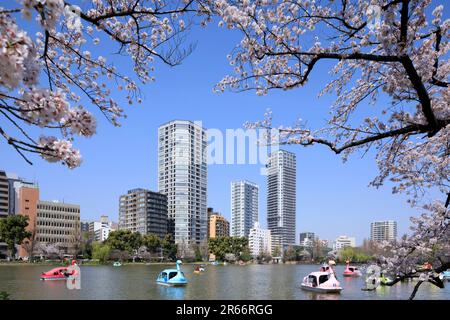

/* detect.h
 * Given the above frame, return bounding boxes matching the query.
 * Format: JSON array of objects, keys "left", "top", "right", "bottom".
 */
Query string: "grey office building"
[
  {"left": 267, "top": 150, "right": 297, "bottom": 247},
  {"left": 119, "top": 188, "right": 168, "bottom": 238}
]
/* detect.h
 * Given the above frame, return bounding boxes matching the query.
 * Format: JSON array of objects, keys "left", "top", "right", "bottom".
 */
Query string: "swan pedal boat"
[
  {"left": 156, "top": 260, "right": 187, "bottom": 286},
  {"left": 194, "top": 265, "right": 206, "bottom": 274},
  {"left": 440, "top": 270, "right": 450, "bottom": 281},
  {"left": 343, "top": 262, "right": 362, "bottom": 277},
  {"left": 301, "top": 271, "right": 342, "bottom": 293},
  {"left": 379, "top": 275, "right": 392, "bottom": 285}
]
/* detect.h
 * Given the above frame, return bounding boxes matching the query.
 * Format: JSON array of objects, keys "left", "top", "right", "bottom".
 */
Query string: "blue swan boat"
[
  {"left": 156, "top": 260, "right": 187, "bottom": 286},
  {"left": 440, "top": 269, "right": 450, "bottom": 281}
]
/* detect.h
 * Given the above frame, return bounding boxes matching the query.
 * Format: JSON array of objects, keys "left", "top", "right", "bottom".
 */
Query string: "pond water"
[{"left": 0, "top": 264, "right": 449, "bottom": 300}]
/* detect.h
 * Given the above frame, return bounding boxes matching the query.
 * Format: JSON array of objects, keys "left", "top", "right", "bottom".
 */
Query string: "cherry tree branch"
[
  {"left": 400, "top": 56, "right": 438, "bottom": 132},
  {"left": 264, "top": 50, "right": 441, "bottom": 133},
  {"left": 269, "top": 119, "right": 449, "bottom": 155},
  {"left": 0, "top": 126, "right": 33, "bottom": 165},
  {"left": 399, "top": 0, "right": 410, "bottom": 47},
  {"left": 408, "top": 280, "right": 423, "bottom": 300},
  {"left": 74, "top": 2, "right": 198, "bottom": 67}
]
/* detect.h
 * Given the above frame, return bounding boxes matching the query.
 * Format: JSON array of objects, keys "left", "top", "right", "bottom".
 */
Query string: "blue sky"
[{"left": 1, "top": 1, "right": 447, "bottom": 245}]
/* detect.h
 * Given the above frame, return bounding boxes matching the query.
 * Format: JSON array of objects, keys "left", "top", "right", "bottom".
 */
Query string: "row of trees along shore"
[
  {"left": 0, "top": 215, "right": 397, "bottom": 265},
  {"left": 0, "top": 0, "right": 448, "bottom": 299}
]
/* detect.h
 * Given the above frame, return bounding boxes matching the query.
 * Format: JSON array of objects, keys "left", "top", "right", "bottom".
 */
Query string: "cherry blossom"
[
  {"left": 38, "top": 135, "right": 82, "bottom": 168},
  {"left": 379, "top": 200, "right": 449, "bottom": 299},
  {"left": 0, "top": 0, "right": 212, "bottom": 167},
  {"left": 0, "top": 12, "right": 37, "bottom": 89},
  {"left": 213, "top": 0, "right": 449, "bottom": 298}
]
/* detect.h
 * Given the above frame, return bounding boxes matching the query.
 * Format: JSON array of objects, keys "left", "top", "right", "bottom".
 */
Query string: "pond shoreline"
[{"left": 0, "top": 260, "right": 366, "bottom": 267}]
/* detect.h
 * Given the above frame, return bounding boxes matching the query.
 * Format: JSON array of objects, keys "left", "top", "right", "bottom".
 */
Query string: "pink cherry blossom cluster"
[
  {"left": 62, "top": 107, "right": 97, "bottom": 137},
  {"left": 13, "top": 87, "right": 96, "bottom": 165},
  {"left": 38, "top": 135, "right": 82, "bottom": 168},
  {"left": 1, "top": 1, "right": 210, "bottom": 167},
  {"left": 0, "top": 12, "right": 38, "bottom": 89},
  {"left": 379, "top": 200, "right": 449, "bottom": 287},
  {"left": 17, "top": 88, "right": 69, "bottom": 126}
]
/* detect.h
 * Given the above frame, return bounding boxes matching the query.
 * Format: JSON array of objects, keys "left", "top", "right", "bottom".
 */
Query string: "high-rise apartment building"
[
  {"left": 0, "top": 170, "right": 9, "bottom": 217},
  {"left": 208, "top": 208, "right": 230, "bottom": 239},
  {"left": 231, "top": 180, "right": 259, "bottom": 238},
  {"left": 0, "top": 171, "right": 9, "bottom": 255},
  {"left": 5, "top": 172, "right": 35, "bottom": 215},
  {"left": 158, "top": 120, "right": 208, "bottom": 248},
  {"left": 119, "top": 188, "right": 168, "bottom": 238},
  {"left": 267, "top": 150, "right": 296, "bottom": 247},
  {"left": 371, "top": 220, "right": 397, "bottom": 242}
]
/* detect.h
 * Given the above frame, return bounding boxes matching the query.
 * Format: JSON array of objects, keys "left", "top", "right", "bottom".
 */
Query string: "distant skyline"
[{"left": 1, "top": 9, "right": 445, "bottom": 245}]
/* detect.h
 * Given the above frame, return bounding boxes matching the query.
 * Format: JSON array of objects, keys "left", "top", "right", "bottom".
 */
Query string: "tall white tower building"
[
  {"left": 231, "top": 180, "right": 259, "bottom": 238},
  {"left": 158, "top": 120, "right": 208, "bottom": 248},
  {"left": 267, "top": 150, "right": 296, "bottom": 247}
]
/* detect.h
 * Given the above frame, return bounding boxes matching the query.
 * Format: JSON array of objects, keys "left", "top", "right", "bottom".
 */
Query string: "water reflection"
[
  {"left": 158, "top": 286, "right": 186, "bottom": 300},
  {"left": 305, "top": 292, "right": 340, "bottom": 300},
  {"left": 375, "top": 285, "right": 391, "bottom": 298}
]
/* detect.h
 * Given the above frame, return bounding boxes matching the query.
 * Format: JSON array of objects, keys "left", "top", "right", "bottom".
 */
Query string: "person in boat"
[
  {"left": 62, "top": 260, "right": 77, "bottom": 277},
  {"left": 423, "top": 262, "right": 432, "bottom": 270},
  {"left": 320, "top": 265, "right": 328, "bottom": 272},
  {"left": 311, "top": 276, "right": 318, "bottom": 287},
  {"left": 380, "top": 272, "right": 389, "bottom": 284},
  {"left": 328, "top": 260, "right": 338, "bottom": 276}
]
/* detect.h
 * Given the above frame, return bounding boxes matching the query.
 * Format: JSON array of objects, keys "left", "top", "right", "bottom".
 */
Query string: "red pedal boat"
[{"left": 40, "top": 260, "right": 79, "bottom": 281}]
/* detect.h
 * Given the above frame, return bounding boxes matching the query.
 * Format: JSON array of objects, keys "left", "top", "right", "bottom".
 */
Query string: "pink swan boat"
[
  {"left": 343, "top": 261, "right": 362, "bottom": 277},
  {"left": 301, "top": 270, "right": 343, "bottom": 293}
]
